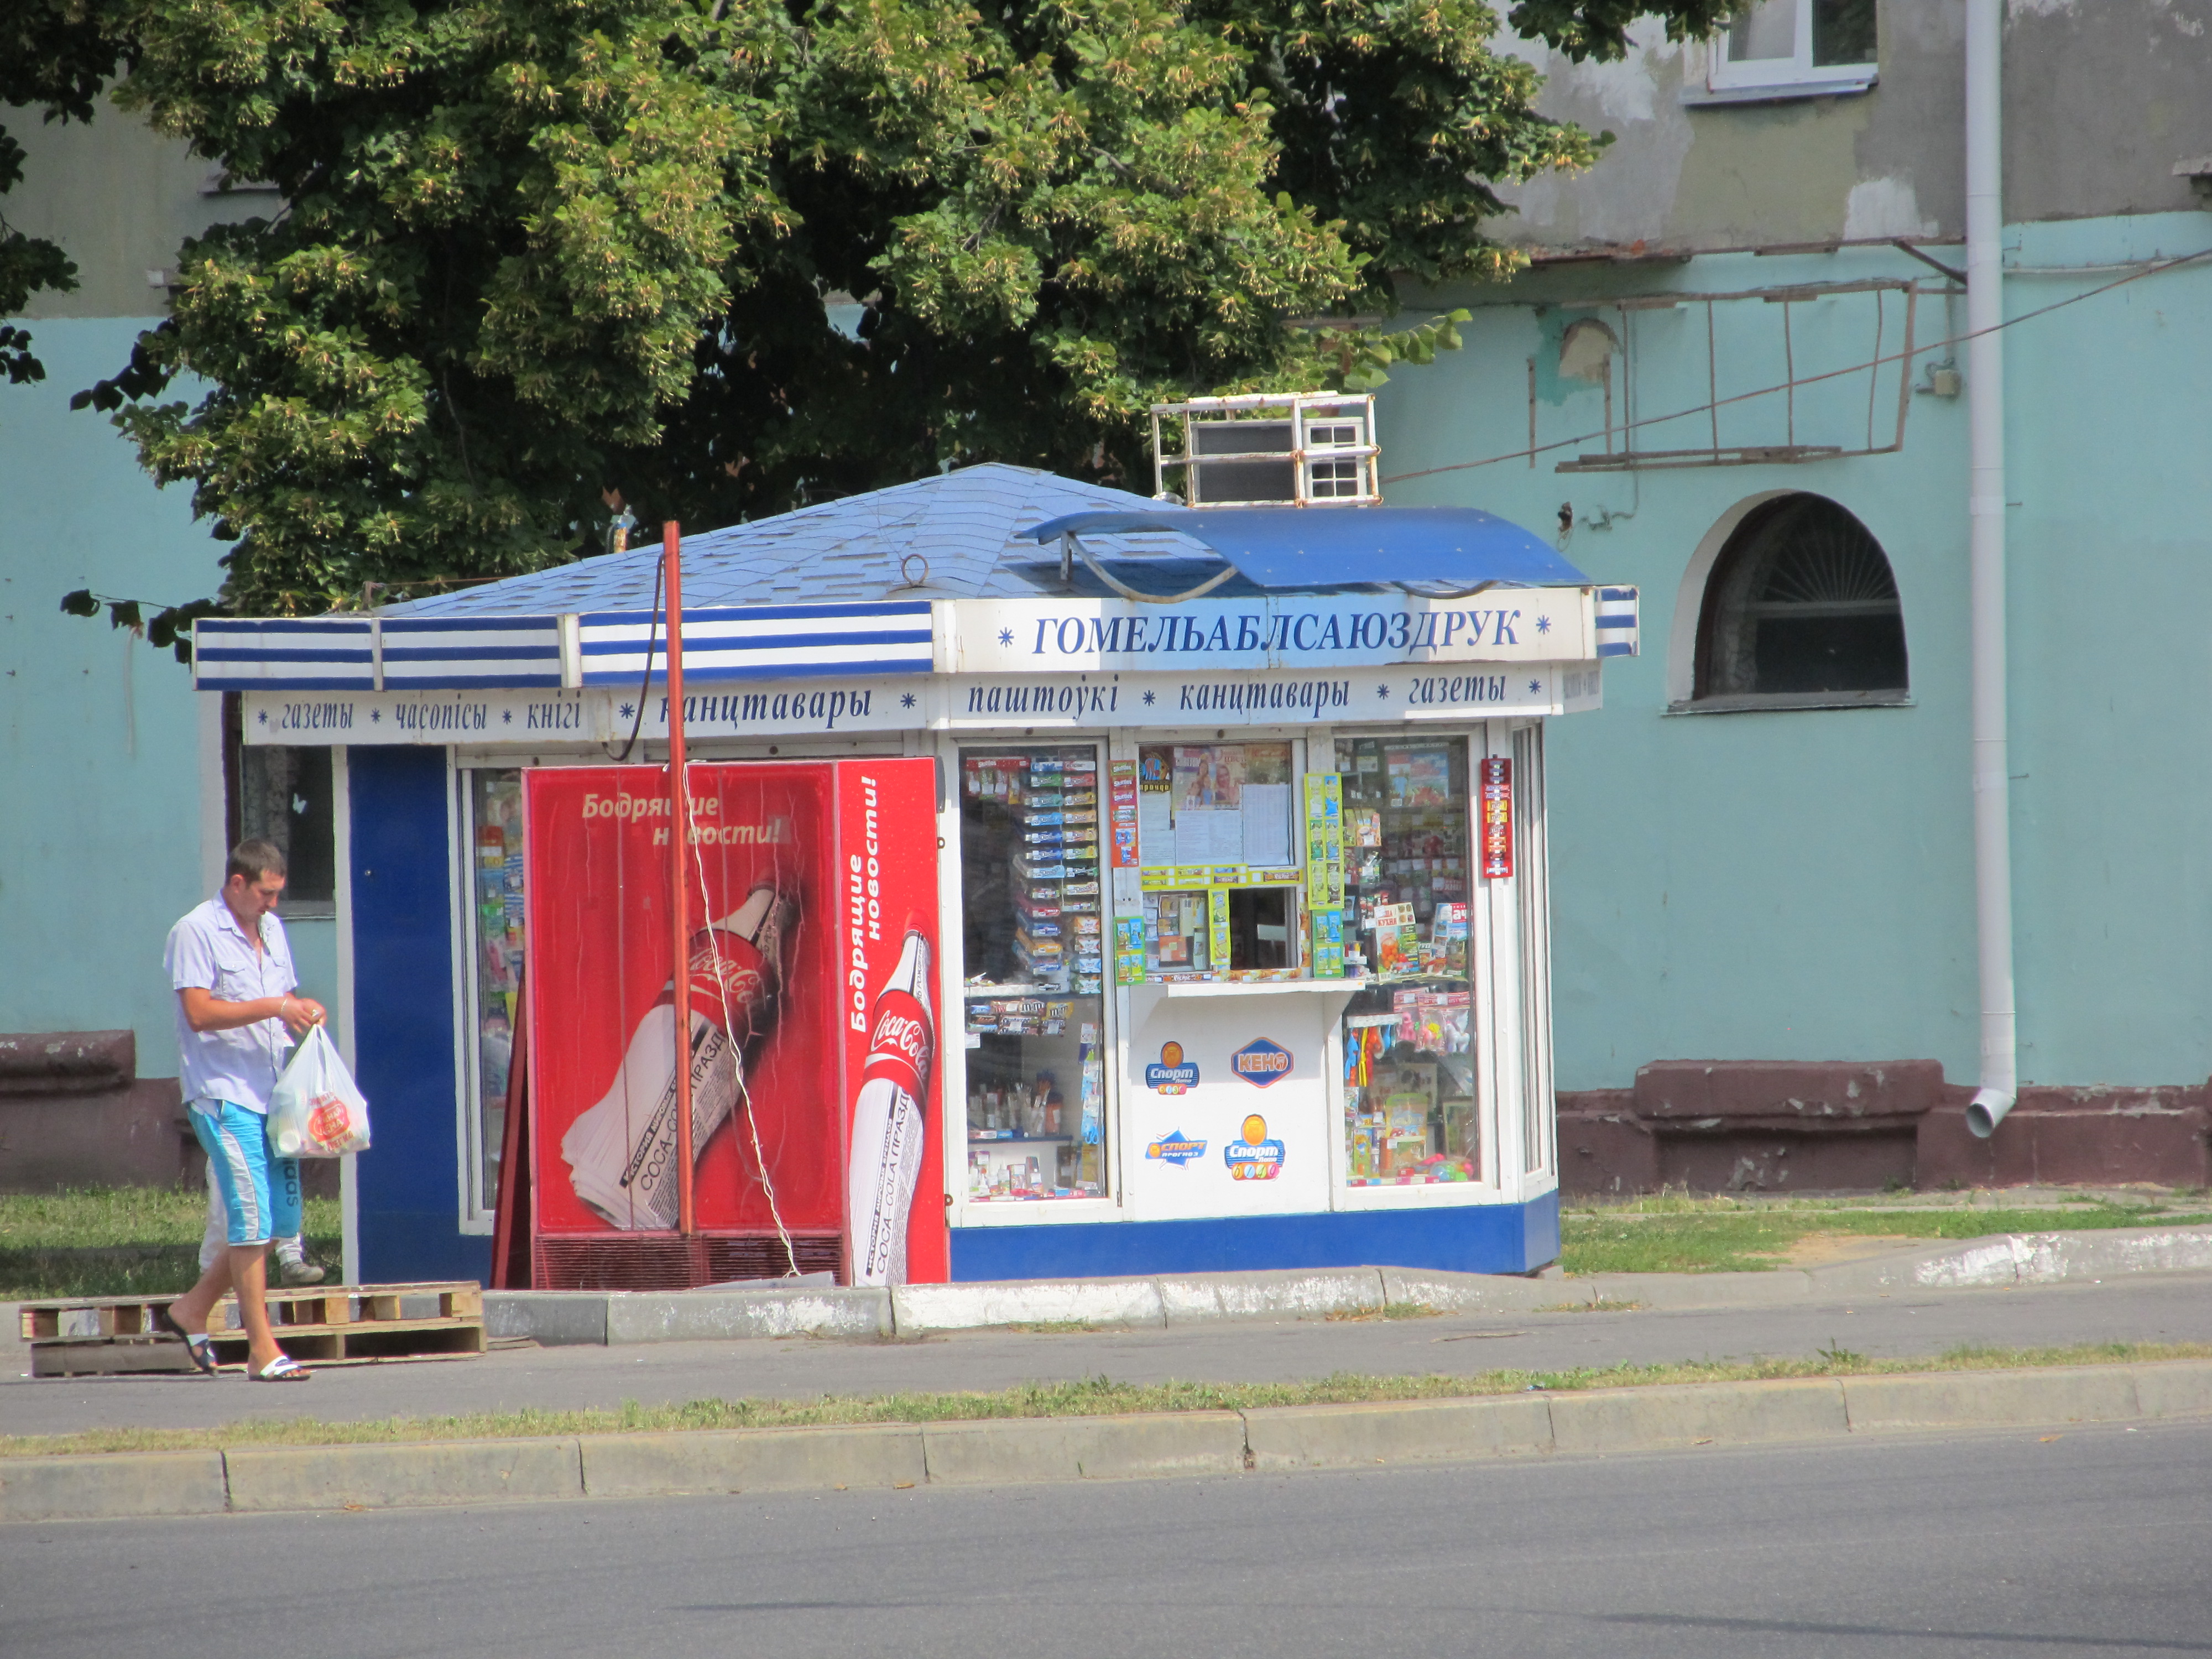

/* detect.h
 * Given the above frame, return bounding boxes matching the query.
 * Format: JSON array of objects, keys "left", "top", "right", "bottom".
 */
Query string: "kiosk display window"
[
  {"left": 1135, "top": 740, "right": 1296, "bottom": 871},
  {"left": 1334, "top": 737, "right": 1479, "bottom": 1185},
  {"left": 1133, "top": 740, "right": 1303, "bottom": 980},
  {"left": 960, "top": 745, "right": 1108, "bottom": 1201},
  {"left": 465, "top": 769, "right": 525, "bottom": 1212}
]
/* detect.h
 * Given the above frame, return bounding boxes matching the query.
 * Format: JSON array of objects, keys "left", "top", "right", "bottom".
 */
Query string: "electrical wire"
[
  {"left": 601, "top": 556, "right": 664, "bottom": 763},
  {"left": 1385, "top": 244, "right": 2212, "bottom": 484},
  {"left": 684, "top": 775, "right": 801, "bottom": 1277}
]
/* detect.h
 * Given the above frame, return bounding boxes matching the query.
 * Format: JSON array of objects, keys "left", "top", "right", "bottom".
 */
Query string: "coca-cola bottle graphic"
[
  {"left": 562, "top": 881, "right": 797, "bottom": 1230},
  {"left": 847, "top": 928, "right": 934, "bottom": 1286}
]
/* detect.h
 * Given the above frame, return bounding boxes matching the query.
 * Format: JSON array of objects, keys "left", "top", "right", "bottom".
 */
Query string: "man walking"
[{"left": 160, "top": 839, "right": 325, "bottom": 1381}]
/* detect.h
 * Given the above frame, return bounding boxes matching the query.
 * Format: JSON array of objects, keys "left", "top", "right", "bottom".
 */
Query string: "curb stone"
[
  {"left": 920, "top": 1411, "right": 1247, "bottom": 1485},
  {"left": 1244, "top": 1395, "right": 1552, "bottom": 1469},
  {"left": 581, "top": 1425, "right": 925, "bottom": 1497},
  {"left": 222, "top": 1437, "right": 585, "bottom": 1512},
  {"left": 11, "top": 1359, "right": 2212, "bottom": 1524},
  {"left": 1547, "top": 1377, "right": 1848, "bottom": 1454},
  {"left": 0, "top": 1451, "right": 228, "bottom": 1523}
]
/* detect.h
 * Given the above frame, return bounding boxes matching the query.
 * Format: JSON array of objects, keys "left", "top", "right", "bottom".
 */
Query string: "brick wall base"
[
  {"left": 1559, "top": 1061, "right": 2212, "bottom": 1195},
  {"left": 0, "top": 1030, "right": 338, "bottom": 1197}
]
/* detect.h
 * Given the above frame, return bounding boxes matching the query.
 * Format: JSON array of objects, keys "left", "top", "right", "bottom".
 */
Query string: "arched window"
[{"left": 1692, "top": 494, "right": 1907, "bottom": 703}]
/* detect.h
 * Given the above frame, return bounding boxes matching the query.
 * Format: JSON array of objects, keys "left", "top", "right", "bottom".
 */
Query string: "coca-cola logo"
[
  {"left": 870, "top": 1009, "right": 930, "bottom": 1066},
  {"left": 688, "top": 933, "right": 769, "bottom": 1009},
  {"left": 692, "top": 960, "right": 766, "bottom": 1005},
  {"left": 863, "top": 993, "right": 933, "bottom": 1095}
]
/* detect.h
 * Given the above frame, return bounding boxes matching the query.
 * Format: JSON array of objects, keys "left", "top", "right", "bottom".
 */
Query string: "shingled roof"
[{"left": 382, "top": 463, "right": 1195, "bottom": 617}]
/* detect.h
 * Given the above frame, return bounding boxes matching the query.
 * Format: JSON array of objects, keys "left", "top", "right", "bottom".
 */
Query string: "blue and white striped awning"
[
  {"left": 382, "top": 617, "right": 562, "bottom": 688},
  {"left": 1595, "top": 587, "right": 1640, "bottom": 659},
  {"left": 577, "top": 601, "right": 932, "bottom": 685},
  {"left": 194, "top": 619, "right": 376, "bottom": 692},
  {"left": 194, "top": 601, "right": 936, "bottom": 692}
]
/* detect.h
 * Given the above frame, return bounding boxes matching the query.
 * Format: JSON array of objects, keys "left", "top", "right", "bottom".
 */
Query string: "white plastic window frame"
[
  {"left": 1510, "top": 723, "right": 1557, "bottom": 1186},
  {"left": 1691, "top": 0, "right": 1877, "bottom": 103},
  {"left": 942, "top": 731, "right": 1125, "bottom": 1229},
  {"left": 1325, "top": 726, "right": 1512, "bottom": 1212},
  {"left": 451, "top": 763, "right": 505, "bottom": 1234}
]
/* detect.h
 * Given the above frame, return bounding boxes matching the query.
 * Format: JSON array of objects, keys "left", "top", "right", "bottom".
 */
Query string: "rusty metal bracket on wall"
[{"left": 1556, "top": 279, "right": 1938, "bottom": 472}]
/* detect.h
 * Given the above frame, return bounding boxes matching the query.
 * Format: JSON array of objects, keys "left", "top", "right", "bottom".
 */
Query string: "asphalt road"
[
  {"left": 9, "top": 1271, "right": 2212, "bottom": 1437},
  {"left": 7, "top": 1418, "right": 2210, "bottom": 1656}
]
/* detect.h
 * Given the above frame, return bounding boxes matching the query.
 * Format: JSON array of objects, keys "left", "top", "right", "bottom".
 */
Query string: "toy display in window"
[{"left": 1334, "top": 737, "right": 1479, "bottom": 1185}]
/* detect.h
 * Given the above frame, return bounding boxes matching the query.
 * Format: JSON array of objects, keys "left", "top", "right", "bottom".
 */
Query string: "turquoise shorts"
[{"left": 190, "top": 1100, "right": 301, "bottom": 1248}]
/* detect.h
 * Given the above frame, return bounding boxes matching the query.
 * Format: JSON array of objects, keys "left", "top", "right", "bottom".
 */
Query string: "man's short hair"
[{"left": 226, "top": 839, "right": 288, "bottom": 886}]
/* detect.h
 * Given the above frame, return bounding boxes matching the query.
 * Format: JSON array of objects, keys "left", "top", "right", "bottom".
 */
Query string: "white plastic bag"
[{"left": 267, "top": 1025, "right": 372, "bottom": 1157}]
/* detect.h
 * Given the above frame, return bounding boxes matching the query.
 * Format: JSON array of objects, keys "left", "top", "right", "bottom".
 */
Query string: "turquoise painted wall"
[
  {"left": 0, "top": 319, "right": 347, "bottom": 1078},
  {"left": 1, "top": 317, "right": 208, "bottom": 1067},
  {"left": 0, "top": 320, "right": 302, "bottom": 1085},
  {"left": 1380, "top": 212, "right": 2212, "bottom": 1092}
]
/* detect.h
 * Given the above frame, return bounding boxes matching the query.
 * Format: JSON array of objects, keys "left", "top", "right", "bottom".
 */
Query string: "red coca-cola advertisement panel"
[{"left": 524, "top": 761, "right": 945, "bottom": 1284}]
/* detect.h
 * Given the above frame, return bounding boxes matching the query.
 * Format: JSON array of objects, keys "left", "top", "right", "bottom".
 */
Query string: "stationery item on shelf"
[
  {"left": 1114, "top": 915, "right": 1147, "bottom": 984},
  {"left": 1386, "top": 747, "right": 1453, "bottom": 809},
  {"left": 1433, "top": 901, "right": 1469, "bottom": 975},
  {"left": 1372, "top": 902, "right": 1417, "bottom": 976},
  {"left": 1382, "top": 1093, "right": 1432, "bottom": 1172}
]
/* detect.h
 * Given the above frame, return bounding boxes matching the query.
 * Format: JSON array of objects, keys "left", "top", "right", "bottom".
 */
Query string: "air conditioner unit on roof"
[{"left": 1150, "top": 392, "right": 1380, "bottom": 508}]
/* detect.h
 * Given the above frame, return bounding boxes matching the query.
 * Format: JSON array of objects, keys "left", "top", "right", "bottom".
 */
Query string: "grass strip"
[
  {"left": 7, "top": 1341, "right": 2206, "bottom": 1461},
  {"left": 0, "top": 1188, "right": 342, "bottom": 1300},
  {"left": 1561, "top": 1206, "right": 2212, "bottom": 1275}
]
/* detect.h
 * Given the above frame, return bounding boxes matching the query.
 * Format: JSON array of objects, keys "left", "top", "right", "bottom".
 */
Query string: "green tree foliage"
[
  {"left": 0, "top": 0, "right": 122, "bottom": 383},
  {"left": 19, "top": 0, "right": 1731, "bottom": 613}
]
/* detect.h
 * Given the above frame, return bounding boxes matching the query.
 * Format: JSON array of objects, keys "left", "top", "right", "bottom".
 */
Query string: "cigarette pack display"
[{"left": 962, "top": 744, "right": 1110, "bottom": 1203}]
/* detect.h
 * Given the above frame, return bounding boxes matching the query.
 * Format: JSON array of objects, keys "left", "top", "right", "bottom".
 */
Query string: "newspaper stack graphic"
[{"left": 562, "top": 880, "right": 796, "bottom": 1230}]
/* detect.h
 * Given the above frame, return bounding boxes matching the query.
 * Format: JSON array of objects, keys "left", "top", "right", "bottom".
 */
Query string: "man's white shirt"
[{"left": 166, "top": 896, "right": 298, "bottom": 1114}]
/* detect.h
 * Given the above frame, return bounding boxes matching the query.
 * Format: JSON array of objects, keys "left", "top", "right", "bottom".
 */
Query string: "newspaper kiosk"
[{"left": 199, "top": 431, "right": 1636, "bottom": 1286}]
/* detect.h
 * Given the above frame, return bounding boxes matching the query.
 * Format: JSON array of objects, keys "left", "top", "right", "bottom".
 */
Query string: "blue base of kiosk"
[{"left": 949, "top": 1190, "right": 1559, "bottom": 1281}]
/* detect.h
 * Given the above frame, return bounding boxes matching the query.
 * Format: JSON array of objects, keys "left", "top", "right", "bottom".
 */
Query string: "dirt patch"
[{"left": 1781, "top": 1233, "right": 1924, "bottom": 1268}]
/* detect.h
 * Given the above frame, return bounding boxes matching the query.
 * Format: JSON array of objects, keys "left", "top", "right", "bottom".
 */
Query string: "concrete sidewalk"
[
  {"left": 478, "top": 1223, "right": 2212, "bottom": 1345},
  {"left": 8, "top": 1358, "right": 2212, "bottom": 1524},
  {"left": 10, "top": 1244, "right": 2212, "bottom": 1442},
  {"left": 12, "top": 1225, "right": 2212, "bottom": 1524}
]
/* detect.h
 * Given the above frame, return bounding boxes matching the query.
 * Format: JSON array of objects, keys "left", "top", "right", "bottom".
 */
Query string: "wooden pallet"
[{"left": 20, "top": 1282, "right": 486, "bottom": 1378}]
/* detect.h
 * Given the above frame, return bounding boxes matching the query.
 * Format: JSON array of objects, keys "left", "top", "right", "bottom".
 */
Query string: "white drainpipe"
[{"left": 1963, "top": 0, "right": 2017, "bottom": 1140}]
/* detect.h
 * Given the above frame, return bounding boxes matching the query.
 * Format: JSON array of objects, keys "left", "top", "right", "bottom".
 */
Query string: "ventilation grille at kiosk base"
[{"left": 532, "top": 1232, "right": 847, "bottom": 1290}]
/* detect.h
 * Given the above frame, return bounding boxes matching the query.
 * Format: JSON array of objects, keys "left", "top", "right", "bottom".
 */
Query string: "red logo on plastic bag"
[{"left": 308, "top": 1097, "right": 352, "bottom": 1146}]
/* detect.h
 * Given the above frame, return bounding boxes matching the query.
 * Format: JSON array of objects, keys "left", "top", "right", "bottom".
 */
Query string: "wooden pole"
[{"left": 665, "top": 520, "right": 695, "bottom": 1239}]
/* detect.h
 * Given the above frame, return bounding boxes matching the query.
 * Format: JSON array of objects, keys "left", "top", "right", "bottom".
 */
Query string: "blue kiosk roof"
[
  {"left": 1025, "top": 505, "right": 1586, "bottom": 592},
  {"left": 196, "top": 463, "right": 1624, "bottom": 692},
  {"left": 381, "top": 464, "right": 1582, "bottom": 618},
  {"left": 383, "top": 465, "right": 1215, "bottom": 616}
]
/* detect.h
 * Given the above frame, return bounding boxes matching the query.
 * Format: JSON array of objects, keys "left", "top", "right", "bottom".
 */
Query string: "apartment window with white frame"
[{"left": 1700, "top": 0, "right": 1876, "bottom": 99}]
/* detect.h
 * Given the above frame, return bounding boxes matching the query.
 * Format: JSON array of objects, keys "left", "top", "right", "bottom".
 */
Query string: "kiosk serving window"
[
  {"left": 960, "top": 745, "right": 1108, "bottom": 1201},
  {"left": 464, "top": 769, "right": 526, "bottom": 1215},
  {"left": 1134, "top": 740, "right": 1304, "bottom": 979},
  {"left": 1334, "top": 737, "right": 1480, "bottom": 1186}
]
